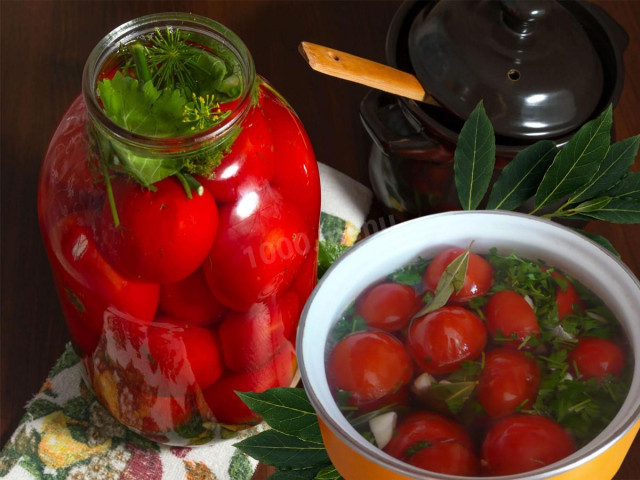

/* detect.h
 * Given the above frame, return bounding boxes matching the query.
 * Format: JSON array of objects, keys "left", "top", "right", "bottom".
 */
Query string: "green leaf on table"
[
  {"left": 454, "top": 101, "right": 496, "bottom": 210},
  {"left": 314, "top": 464, "right": 344, "bottom": 479},
  {"left": 577, "top": 198, "right": 640, "bottom": 224},
  {"left": 564, "top": 197, "right": 612, "bottom": 215},
  {"left": 413, "top": 246, "right": 470, "bottom": 318},
  {"left": 268, "top": 467, "right": 326, "bottom": 480},
  {"left": 568, "top": 134, "right": 640, "bottom": 203},
  {"left": 574, "top": 229, "right": 620, "bottom": 257},
  {"left": 487, "top": 140, "right": 557, "bottom": 210},
  {"left": 606, "top": 171, "right": 640, "bottom": 200},
  {"left": 534, "top": 105, "right": 613, "bottom": 212},
  {"left": 236, "top": 388, "right": 321, "bottom": 442},
  {"left": 234, "top": 429, "right": 329, "bottom": 469}
]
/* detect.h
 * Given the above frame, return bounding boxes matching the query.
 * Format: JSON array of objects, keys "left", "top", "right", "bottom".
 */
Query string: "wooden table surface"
[{"left": 2, "top": 1, "right": 639, "bottom": 478}]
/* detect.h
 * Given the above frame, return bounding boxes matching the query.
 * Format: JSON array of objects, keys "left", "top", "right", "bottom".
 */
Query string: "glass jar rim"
[{"left": 82, "top": 12, "right": 255, "bottom": 149}]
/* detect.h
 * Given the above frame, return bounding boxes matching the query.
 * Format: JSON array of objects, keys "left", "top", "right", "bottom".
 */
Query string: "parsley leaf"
[{"left": 97, "top": 72, "right": 188, "bottom": 138}]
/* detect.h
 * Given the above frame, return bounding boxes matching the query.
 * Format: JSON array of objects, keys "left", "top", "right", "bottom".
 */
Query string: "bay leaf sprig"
[
  {"left": 454, "top": 101, "right": 496, "bottom": 210},
  {"left": 412, "top": 243, "right": 472, "bottom": 318},
  {"left": 234, "top": 388, "right": 341, "bottom": 480},
  {"left": 456, "top": 102, "right": 640, "bottom": 254}
]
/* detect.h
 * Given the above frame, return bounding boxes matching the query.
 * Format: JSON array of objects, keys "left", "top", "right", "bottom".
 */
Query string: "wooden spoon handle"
[{"left": 299, "top": 41, "right": 439, "bottom": 106}]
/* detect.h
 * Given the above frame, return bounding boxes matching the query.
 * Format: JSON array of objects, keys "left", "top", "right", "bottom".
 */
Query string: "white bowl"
[{"left": 297, "top": 210, "right": 640, "bottom": 480}]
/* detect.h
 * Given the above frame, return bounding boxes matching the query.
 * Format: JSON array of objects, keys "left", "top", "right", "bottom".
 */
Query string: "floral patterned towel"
[{"left": 0, "top": 163, "right": 373, "bottom": 480}]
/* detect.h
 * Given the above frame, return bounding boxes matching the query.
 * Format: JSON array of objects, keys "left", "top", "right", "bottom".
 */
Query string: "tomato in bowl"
[{"left": 297, "top": 211, "right": 640, "bottom": 480}]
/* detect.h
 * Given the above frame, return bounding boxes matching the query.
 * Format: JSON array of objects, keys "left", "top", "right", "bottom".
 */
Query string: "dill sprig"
[{"left": 146, "top": 27, "right": 198, "bottom": 92}]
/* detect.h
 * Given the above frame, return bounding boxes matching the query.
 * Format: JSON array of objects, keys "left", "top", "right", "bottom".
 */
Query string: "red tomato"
[
  {"left": 274, "top": 291, "right": 301, "bottom": 340},
  {"left": 327, "top": 331, "right": 413, "bottom": 405},
  {"left": 260, "top": 82, "right": 321, "bottom": 230},
  {"left": 407, "top": 441, "right": 479, "bottom": 476},
  {"left": 202, "top": 341, "right": 296, "bottom": 424},
  {"left": 218, "top": 302, "right": 287, "bottom": 372},
  {"left": 569, "top": 337, "right": 626, "bottom": 380},
  {"left": 355, "top": 282, "right": 418, "bottom": 331},
  {"left": 384, "top": 411, "right": 475, "bottom": 460},
  {"left": 407, "top": 306, "right": 487, "bottom": 374},
  {"left": 203, "top": 185, "right": 308, "bottom": 311},
  {"left": 147, "top": 317, "right": 224, "bottom": 391},
  {"left": 37, "top": 96, "right": 105, "bottom": 221},
  {"left": 347, "top": 386, "right": 411, "bottom": 414},
  {"left": 159, "top": 267, "right": 226, "bottom": 326},
  {"left": 198, "top": 104, "right": 274, "bottom": 203},
  {"left": 59, "top": 286, "right": 100, "bottom": 354},
  {"left": 423, "top": 248, "right": 493, "bottom": 303},
  {"left": 288, "top": 251, "right": 318, "bottom": 305},
  {"left": 51, "top": 211, "right": 160, "bottom": 337},
  {"left": 477, "top": 348, "right": 541, "bottom": 417},
  {"left": 485, "top": 290, "right": 540, "bottom": 344},
  {"left": 136, "top": 392, "right": 193, "bottom": 434},
  {"left": 481, "top": 414, "right": 576, "bottom": 475},
  {"left": 551, "top": 271, "right": 584, "bottom": 320},
  {"left": 101, "top": 176, "right": 218, "bottom": 284}
]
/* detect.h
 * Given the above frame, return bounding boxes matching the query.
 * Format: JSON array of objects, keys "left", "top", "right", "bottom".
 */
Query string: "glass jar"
[{"left": 38, "top": 13, "right": 320, "bottom": 445}]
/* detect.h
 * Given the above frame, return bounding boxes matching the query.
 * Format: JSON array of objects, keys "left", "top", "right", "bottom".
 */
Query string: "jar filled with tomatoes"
[{"left": 38, "top": 13, "right": 320, "bottom": 445}]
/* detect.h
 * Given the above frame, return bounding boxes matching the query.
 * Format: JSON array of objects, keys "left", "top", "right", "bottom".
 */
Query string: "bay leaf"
[
  {"left": 314, "top": 465, "right": 344, "bottom": 480},
  {"left": 579, "top": 198, "right": 640, "bottom": 224},
  {"left": 234, "top": 429, "right": 329, "bottom": 469},
  {"left": 534, "top": 106, "right": 613, "bottom": 212},
  {"left": 454, "top": 101, "right": 496, "bottom": 210},
  {"left": 413, "top": 248, "right": 470, "bottom": 319},
  {"left": 606, "top": 171, "right": 640, "bottom": 200},
  {"left": 416, "top": 381, "right": 478, "bottom": 415},
  {"left": 568, "top": 197, "right": 612, "bottom": 215},
  {"left": 268, "top": 469, "right": 326, "bottom": 480},
  {"left": 574, "top": 229, "right": 620, "bottom": 257},
  {"left": 569, "top": 134, "right": 640, "bottom": 203},
  {"left": 236, "top": 388, "right": 321, "bottom": 442},
  {"left": 487, "top": 140, "right": 557, "bottom": 210}
]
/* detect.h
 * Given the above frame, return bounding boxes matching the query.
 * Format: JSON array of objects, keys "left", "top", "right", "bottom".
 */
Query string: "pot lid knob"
[
  {"left": 408, "top": 0, "right": 605, "bottom": 139},
  {"left": 501, "top": 0, "right": 549, "bottom": 34}
]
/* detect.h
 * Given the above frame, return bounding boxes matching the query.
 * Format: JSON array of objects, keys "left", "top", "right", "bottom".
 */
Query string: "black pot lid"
[{"left": 408, "top": 0, "right": 604, "bottom": 139}]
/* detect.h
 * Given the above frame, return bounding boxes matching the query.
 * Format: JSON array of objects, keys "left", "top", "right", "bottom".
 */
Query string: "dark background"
[{"left": 2, "top": 1, "right": 640, "bottom": 478}]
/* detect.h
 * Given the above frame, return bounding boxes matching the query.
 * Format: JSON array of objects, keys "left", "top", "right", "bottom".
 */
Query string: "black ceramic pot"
[{"left": 362, "top": 0, "right": 628, "bottom": 219}]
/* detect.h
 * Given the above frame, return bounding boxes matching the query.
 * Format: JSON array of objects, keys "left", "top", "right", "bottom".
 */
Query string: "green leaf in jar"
[
  {"left": 412, "top": 246, "right": 471, "bottom": 319},
  {"left": 486, "top": 140, "right": 557, "bottom": 210},
  {"left": 110, "top": 143, "right": 185, "bottom": 186},
  {"left": 568, "top": 135, "right": 640, "bottom": 204},
  {"left": 454, "top": 101, "right": 496, "bottom": 210},
  {"left": 235, "top": 388, "right": 321, "bottom": 442},
  {"left": 97, "top": 72, "right": 188, "bottom": 138},
  {"left": 533, "top": 105, "right": 613, "bottom": 213}
]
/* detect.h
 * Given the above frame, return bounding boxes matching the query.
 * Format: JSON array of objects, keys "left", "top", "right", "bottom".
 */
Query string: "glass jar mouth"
[{"left": 82, "top": 12, "right": 255, "bottom": 149}]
